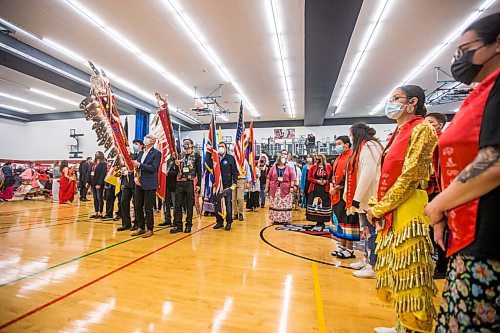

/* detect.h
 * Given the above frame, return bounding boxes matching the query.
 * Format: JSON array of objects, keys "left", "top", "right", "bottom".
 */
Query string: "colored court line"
[
  {"left": 0, "top": 222, "right": 216, "bottom": 330},
  {"left": 312, "top": 262, "right": 327, "bottom": 333},
  {"left": 259, "top": 225, "right": 354, "bottom": 269},
  {"left": 0, "top": 224, "right": 173, "bottom": 288}
]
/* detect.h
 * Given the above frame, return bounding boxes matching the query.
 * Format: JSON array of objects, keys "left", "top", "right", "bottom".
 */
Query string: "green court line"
[{"left": 0, "top": 225, "right": 170, "bottom": 288}]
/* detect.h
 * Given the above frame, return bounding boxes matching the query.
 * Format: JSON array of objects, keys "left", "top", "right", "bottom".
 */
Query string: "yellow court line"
[{"left": 312, "top": 262, "right": 327, "bottom": 333}]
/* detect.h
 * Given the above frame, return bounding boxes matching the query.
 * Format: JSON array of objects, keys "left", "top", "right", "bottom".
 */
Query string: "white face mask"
[
  {"left": 218, "top": 147, "right": 225, "bottom": 155},
  {"left": 384, "top": 102, "right": 404, "bottom": 120},
  {"left": 143, "top": 137, "right": 151, "bottom": 146},
  {"left": 280, "top": 157, "right": 287, "bottom": 164},
  {"left": 306, "top": 157, "right": 312, "bottom": 163}
]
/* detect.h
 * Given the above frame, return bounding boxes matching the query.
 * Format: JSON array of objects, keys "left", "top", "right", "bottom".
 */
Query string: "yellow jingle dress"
[{"left": 370, "top": 120, "right": 438, "bottom": 332}]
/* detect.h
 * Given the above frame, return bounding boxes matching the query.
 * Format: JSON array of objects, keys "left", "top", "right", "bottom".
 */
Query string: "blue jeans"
[
  {"left": 91, "top": 185, "right": 104, "bottom": 213},
  {"left": 215, "top": 188, "right": 233, "bottom": 224},
  {"left": 359, "top": 213, "right": 377, "bottom": 266},
  {"left": 260, "top": 182, "right": 266, "bottom": 207}
]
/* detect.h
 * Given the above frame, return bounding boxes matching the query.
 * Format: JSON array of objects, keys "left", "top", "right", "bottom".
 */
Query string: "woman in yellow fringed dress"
[{"left": 367, "top": 85, "right": 438, "bottom": 333}]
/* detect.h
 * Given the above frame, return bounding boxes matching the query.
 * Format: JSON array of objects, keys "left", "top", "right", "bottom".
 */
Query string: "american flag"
[
  {"left": 208, "top": 115, "right": 225, "bottom": 218},
  {"left": 234, "top": 101, "right": 247, "bottom": 175}
]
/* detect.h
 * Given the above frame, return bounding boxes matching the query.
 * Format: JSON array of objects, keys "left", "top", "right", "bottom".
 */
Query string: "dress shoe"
[
  {"left": 233, "top": 215, "right": 238, "bottom": 220},
  {"left": 130, "top": 225, "right": 138, "bottom": 231},
  {"left": 101, "top": 215, "right": 113, "bottom": 221},
  {"left": 213, "top": 223, "right": 224, "bottom": 229},
  {"left": 159, "top": 221, "right": 172, "bottom": 227},
  {"left": 131, "top": 228, "right": 145, "bottom": 236},
  {"left": 113, "top": 216, "right": 121, "bottom": 221},
  {"left": 225, "top": 223, "right": 232, "bottom": 231},
  {"left": 184, "top": 226, "right": 192, "bottom": 233},
  {"left": 117, "top": 226, "right": 131, "bottom": 231},
  {"left": 170, "top": 227, "right": 183, "bottom": 234},
  {"left": 142, "top": 230, "right": 154, "bottom": 238},
  {"left": 238, "top": 214, "right": 244, "bottom": 221}
]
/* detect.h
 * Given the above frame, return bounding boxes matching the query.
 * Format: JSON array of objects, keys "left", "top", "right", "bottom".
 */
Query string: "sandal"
[
  {"left": 331, "top": 246, "right": 345, "bottom": 257},
  {"left": 337, "top": 249, "right": 356, "bottom": 259}
]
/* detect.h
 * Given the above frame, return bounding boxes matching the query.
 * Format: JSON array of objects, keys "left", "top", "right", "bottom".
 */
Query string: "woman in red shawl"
[
  {"left": 59, "top": 160, "right": 76, "bottom": 204},
  {"left": 425, "top": 13, "right": 500, "bottom": 333},
  {"left": 367, "top": 85, "right": 438, "bottom": 333}
]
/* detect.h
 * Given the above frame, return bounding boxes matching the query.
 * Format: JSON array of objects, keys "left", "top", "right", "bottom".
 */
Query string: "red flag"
[{"left": 246, "top": 120, "right": 257, "bottom": 182}]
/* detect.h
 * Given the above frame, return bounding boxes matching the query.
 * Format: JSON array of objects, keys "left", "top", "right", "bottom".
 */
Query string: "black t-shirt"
[{"left": 461, "top": 77, "right": 500, "bottom": 261}]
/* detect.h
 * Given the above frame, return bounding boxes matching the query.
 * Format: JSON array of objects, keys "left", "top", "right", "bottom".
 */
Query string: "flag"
[
  {"left": 209, "top": 114, "right": 225, "bottom": 218},
  {"left": 105, "top": 165, "right": 121, "bottom": 195},
  {"left": 123, "top": 116, "right": 129, "bottom": 144},
  {"left": 234, "top": 101, "right": 247, "bottom": 175},
  {"left": 176, "top": 124, "right": 182, "bottom": 154},
  {"left": 201, "top": 135, "right": 206, "bottom": 175},
  {"left": 245, "top": 120, "right": 257, "bottom": 182},
  {"left": 218, "top": 125, "right": 223, "bottom": 145}
]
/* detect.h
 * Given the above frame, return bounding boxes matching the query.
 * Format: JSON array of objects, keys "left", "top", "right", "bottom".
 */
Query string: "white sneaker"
[
  {"left": 349, "top": 259, "right": 367, "bottom": 270},
  {"left": 353, "top": 264, "right": 377, "bottom": 279},
  {"left": 373, "top": 327, "right": 396, "bottom": 333}
]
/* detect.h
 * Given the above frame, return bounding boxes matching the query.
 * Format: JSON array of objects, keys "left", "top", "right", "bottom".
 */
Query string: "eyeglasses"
[
  {"left": 388, "top": 95, "right": 409, "bottom": 102},
  {"left": 453, "top": 39, "right": 483, "bottom": 61}
]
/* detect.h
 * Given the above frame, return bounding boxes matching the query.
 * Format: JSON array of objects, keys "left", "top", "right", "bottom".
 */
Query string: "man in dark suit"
[
  {"left": 132, "top": 134, "right": 162, "bottom": 238},
  {"left": 213, "top": 142, "right": 238, "bottom": 231},
  {"left": 78, "top": 157, "right": 92, "bottom": 201}
]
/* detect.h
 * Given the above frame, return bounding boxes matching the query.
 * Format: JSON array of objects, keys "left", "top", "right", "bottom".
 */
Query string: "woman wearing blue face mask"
[{"left": 366, "top": 84, "right": 438, "bottom": 333}]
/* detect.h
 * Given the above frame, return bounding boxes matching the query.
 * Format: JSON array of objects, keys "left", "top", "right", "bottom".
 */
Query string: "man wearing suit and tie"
[{"left": 132, "top": 133, "right": 162, "bottom": 238}]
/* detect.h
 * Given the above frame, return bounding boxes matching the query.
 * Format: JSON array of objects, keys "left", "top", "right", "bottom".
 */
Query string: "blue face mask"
[
  {"left": 384, "top": 102, "right": 404, "bottom": 119},
  {"left": 133, "top": 145, "right": 139, "bottom": 152},
  {"left": 335, "top": 145, "right": 344, "bottom": 154}
]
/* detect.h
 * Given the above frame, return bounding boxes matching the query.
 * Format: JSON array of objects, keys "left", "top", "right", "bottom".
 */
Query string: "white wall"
[
  {"left": 185, "top": 123, "right": 397, "bottom": 146},
  {"left": 0, "top": 115, "right": 135, "bottom": 160}
]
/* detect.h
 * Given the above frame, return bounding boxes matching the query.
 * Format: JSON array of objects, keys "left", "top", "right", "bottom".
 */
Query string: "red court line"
[{"left": 0, "top": 222, "right": 216, "bottom": 330}]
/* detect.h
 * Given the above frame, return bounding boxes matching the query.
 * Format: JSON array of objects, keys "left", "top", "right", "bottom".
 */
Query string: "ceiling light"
[
  {"left": 63, "top": 0, "right": 197, "bottom": 99},
  {"left": 266, "top": 0, "right": 295, "bottom": 118},
  {"left": 334, "top": 0, "right": 391, "bottom": 114},
  {"left": 160, "top": 0, "right": 260, "bottom": 117},
  {"left": 370, "top": 0, "right": 496, "bottom": 115},
  {"left": 29, "top": 88, "right": 79, "bottom": 106},
  {"left": 0, "top": 92, "right": 55, "bottom": 110},
  {"left": 218, "top": 114, "right": 229, "bottom": 122},
  {"left": 0, "top": 103, "right": 30, "bottom": 113}
]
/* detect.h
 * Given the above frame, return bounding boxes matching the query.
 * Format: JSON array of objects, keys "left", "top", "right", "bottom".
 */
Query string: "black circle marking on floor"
[{"left": 259, "top": 225, "right": 355, "bottom": 270}]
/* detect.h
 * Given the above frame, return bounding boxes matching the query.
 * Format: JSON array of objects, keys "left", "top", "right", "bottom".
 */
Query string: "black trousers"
[
  {"left": 135, "top": 186, "right": 156, "bottom": 231},
  {"left": 163, "top": 187, "right": 175, "bottom": 223},
  {"left": 246, "top": 191, "right": 260, "bottom": 209},
  {"left": 121, "top": 187, "right": 135, "bottom": 228},
  {"left": 91, "top": 185, "right": 104, "bottom": 213},
  {"left": 174, "top": 181, "right": 194, "bottom": 228},
  {"left": 105, "top": 185, "right": 116, "bottom": 217},
  {"left": 215, "top": 188, "right": 232, "bottom": 225},
  {"left": 428, "top": 192, "right": 449, "bottom": 274},
  {"left": 79, "top": 182, "right": 88, "bottom": 199}
]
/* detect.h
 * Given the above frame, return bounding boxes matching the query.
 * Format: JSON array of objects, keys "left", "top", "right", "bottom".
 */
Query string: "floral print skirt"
[{"left": 435, "top": 254, "right": 499, "bottom": 333}]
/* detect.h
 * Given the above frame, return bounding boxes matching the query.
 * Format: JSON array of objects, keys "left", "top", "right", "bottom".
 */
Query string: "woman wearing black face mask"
[{"left": 424, "top": 13, "right": 500, "bottom": 333}]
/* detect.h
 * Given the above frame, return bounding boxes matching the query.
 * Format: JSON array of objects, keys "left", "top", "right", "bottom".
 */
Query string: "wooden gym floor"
[{"left": 0, "top": 198, "right": 443, "bottom": 332}]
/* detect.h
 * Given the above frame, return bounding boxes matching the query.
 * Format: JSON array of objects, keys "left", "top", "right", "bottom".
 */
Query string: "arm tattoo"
[{"left": 457, "top": 146, "right": 500, "bottom": 183}]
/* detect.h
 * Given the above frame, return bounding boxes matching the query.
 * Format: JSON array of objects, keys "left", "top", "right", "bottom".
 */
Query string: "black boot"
[
  {"left": 184, "top": 225, "right": 192, "bottom": 233},
  {"left": 225, "top": 223, "right": 232, "bottom": 231},
  {"left": 213, "top": 223, "right": 224, "bottom": 229}
]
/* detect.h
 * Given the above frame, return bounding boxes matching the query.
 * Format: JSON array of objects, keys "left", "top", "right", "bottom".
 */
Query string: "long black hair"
[
  {"left": 349, "top": 122, "right": 383, "bottom": 169},
  {"left": 60, "top": 160, "right": 69, "bottom": 170}
]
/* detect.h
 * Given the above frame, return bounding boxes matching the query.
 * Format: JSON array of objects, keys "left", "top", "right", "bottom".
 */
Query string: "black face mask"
[{"left": 451, "top": 49, "right": 484, "bottom": 85}]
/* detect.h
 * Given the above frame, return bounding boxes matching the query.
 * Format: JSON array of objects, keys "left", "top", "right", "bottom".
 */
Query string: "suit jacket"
[
  {"left": 90, "top": 162, "right": 107, "bottom": 187},
  {"left": 79, "top": 161, "right": 90, "bottom": 182},
  {"left": 136, "top": 147, "right": 162, "bottom": 191}
]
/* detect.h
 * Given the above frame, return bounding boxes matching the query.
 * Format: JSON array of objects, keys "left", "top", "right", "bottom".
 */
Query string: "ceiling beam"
[
  {"left": 0, "top": 32, "right": 192, "bottom": 129},
  {"left": 304, "top": 0, "right": 363, "bottom": 126}
]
